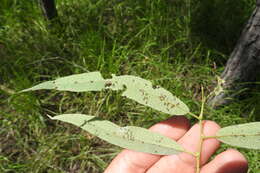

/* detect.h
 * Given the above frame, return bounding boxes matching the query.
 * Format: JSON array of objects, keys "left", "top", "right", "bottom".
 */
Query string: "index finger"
[{"left": 104, "top": 116, "right": 190, "bottom": 173}]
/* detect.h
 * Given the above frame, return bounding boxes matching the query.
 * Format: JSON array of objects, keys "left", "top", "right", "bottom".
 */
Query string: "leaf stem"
[
  {"left": 196, "top": 86, "right": 206, "bottom": 173},
  {"left": 196, "top": 118, "right": 204, "bottom": 173},
  {"left": 183, "top": 150, "right": 197, "bottom": 157},
  {"left": 202, "top": 135, "right": 219, "bottom": 139},
  {"left": 188, "top": 112, "right": 200, "bottom": 120},
  {"left": 199, "top": 86, "right": 205, "bottom": 120}
]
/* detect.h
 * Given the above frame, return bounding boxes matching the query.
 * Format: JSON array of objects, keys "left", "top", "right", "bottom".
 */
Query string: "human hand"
[{"left": 105, "top": 116, "right": 248, "bottom": 173}]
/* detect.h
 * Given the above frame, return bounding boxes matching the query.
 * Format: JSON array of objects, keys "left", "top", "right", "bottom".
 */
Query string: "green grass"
[{"left": 0, "top": 0, "right": 259, "bottom": 172}]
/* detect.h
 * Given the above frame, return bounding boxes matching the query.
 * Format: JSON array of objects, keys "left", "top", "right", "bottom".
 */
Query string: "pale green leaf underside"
[
  {"left": 216, "top": 122, "right": 260, "bottom": 149},
  {"left": 22, "top": 72, "right": 189, "bottom": 115},
  {"left": 50, "top": 114, "right": 184, "bottom": 155},
  {"left": 107, "top": 75, "right": 189, "bottom": 115},
  {"left": 21, "top": 72, "right": 105, "bottom": 92}
]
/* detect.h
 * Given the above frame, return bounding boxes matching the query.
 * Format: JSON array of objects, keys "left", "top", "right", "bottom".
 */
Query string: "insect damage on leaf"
[
  {"left": 106, "top": 75, "right": 189, "bottom": 115},
  {"left": 22, "top": 72, "right": 190, "bottom": 115},
  {"left": 50, "top": 114, "right": 185, "bottom": 155}
]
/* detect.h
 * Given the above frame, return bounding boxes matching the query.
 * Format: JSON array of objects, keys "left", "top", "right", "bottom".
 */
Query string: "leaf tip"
[
  {"left": 47, "top": 114, "right": 55, "bottom": 120},
  {"left": 19, "top": 88, "right": 30, "bottom": 93}
]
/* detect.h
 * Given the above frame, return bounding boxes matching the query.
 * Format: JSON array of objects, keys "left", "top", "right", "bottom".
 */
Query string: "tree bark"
[
  {"left": 39, "top": 0, "right": 58, "bottom": 20},
  {"left": 207, "top": 0, "right": 260, "bottom": 108}
]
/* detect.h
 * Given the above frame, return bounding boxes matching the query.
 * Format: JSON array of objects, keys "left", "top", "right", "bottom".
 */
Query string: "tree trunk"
[
  {"left": 39, "top": 0, "right": 58, "bottom": 20},
  {"left": 207, "top": 0, "right": 260, "bottom": 108}
]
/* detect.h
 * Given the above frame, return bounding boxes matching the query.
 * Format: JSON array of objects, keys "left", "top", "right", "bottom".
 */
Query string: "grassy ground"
[{"left": 0, "top": 0, "right": 259, "bottom": 172}]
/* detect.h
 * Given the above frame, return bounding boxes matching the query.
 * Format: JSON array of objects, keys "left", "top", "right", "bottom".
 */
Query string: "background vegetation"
[{"left": 0, "top": 0, "right": 259, "bottom": 172}]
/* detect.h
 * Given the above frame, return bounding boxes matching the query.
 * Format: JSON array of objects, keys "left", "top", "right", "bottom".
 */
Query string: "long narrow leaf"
[
  {"left": 107, "top": 75, "right": 189, "bottom": 115},
  {"left": 22, "top": 72, "right": 189, "bottom": 115},
  {"left": 50, "top": 114, "right": 185, "bottom": 155},
  {"left": 21, "top": 72, "right": 105, "bottom": 92},
  {"left": 216, "top": 122, "right": 260, "bottom": 149}
]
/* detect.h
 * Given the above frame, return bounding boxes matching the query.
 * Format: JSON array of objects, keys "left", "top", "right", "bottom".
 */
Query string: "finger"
[
  {"left": 147, "top": 121, "right": 220, "bottom": 173},
  {"left": 104, "top": 116, "right": 190, "bottom": 173},
  {"left": 201, "top": 149, "right": 248, "bottom": 173}
]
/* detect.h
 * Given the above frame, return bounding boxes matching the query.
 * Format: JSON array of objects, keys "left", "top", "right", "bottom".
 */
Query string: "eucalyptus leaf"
[
  {"left": 22, "top": 72, "right": 189, "bottom": 115},
  {"left": 21, "top": 72, "right": 105, "bottom": 92},
  {"left": 50, "top": 114, "right": 185, "bottom": 155},
  {"left": 216, "top": 122, "right": 260, "bottom": 149},
  {"left": 105, "top": 75, "right": 189, "bottom": 115}
]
